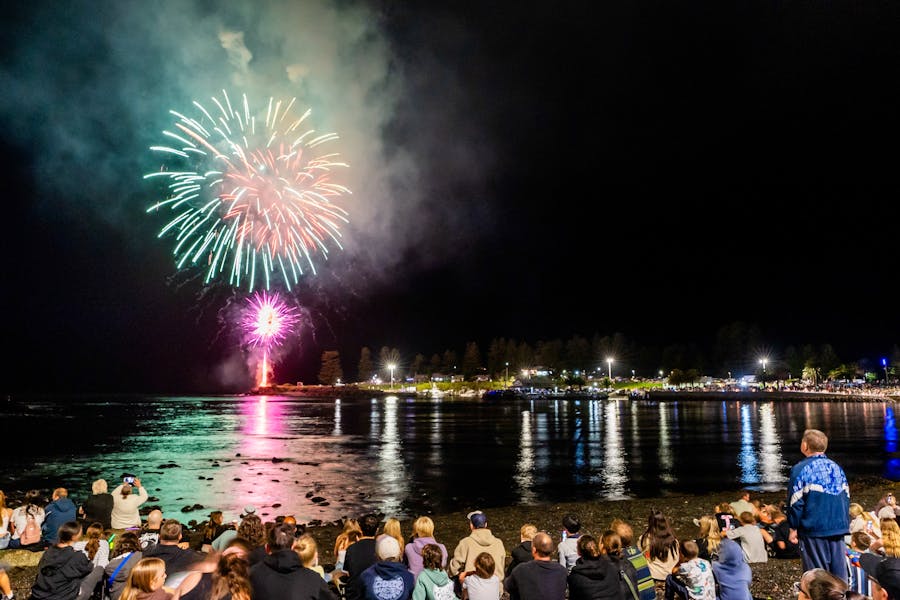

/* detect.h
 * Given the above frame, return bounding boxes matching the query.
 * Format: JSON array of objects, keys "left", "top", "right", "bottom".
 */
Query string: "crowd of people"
[{"left": 2, "top": 428, "right": 900, "bottom": 600}]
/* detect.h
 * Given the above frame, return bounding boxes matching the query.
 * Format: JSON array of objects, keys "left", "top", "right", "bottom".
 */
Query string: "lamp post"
[
  {"left": 759, "top": 358, "right": 767, "bottom": 388},
  {"left": 606, "top": 357, "right": 613, "bottom": 382},
  {"left": 505, "top": 361, "right": 509, "bottom": 387},
  {"left": 388, "top": 363, "right": 395, "bottom": 390}
]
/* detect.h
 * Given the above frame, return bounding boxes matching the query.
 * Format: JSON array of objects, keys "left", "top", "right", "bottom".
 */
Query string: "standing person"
[
  {"left": 449, "top": 511, "right": 506, "bottom": 590},
  {"left": 503, "top": 531, "right": 567, "bottom": 600},
  {"left": 557, "top": 513, "right": 583, "bottom": 573},
  {"left": 787, "top": 428, "right": 851, "bottom": 580},
  {"left": 249, "top": 522, "right": 337, "bottom": 599},
  {"left": 505, "top": 524, "right": 537, "bottom": 578},
  {"left": 30, "top": 521, "right": 104, "bottom": 600},
  {"left": 43, "top": 487, "right": 78, "bottom": 546},
  {"left": 79, "top": 479, "right": 114, "bottom": 531},
  {"left": 111, "top": 477, "right": 149, "bottom": 531},
  {"left": 404, "top": 516, "right": 449, "bottom": 578}
]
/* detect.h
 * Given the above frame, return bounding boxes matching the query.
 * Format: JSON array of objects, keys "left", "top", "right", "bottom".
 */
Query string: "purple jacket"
[{"left": 403, "top": 537, "right": 448, "bottom": 577}]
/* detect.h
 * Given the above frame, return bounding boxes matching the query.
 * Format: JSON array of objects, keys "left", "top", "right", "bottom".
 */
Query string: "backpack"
[{"left": 20, "top": 513, "right": 41, "bottom": 545}]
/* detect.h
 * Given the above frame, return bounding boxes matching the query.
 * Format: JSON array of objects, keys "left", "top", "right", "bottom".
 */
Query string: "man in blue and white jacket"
[{"left": 787, "top": 428, "right": 850, "bottom": 581}]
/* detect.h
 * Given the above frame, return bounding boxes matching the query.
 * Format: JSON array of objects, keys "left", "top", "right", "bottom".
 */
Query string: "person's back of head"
[
  {"left": 531, "top": 531, "right": 553, "bottom": 558},
  {"left": 803, "top": 567, "right": 867, "bottom": 600},
  {"left": 237, "top": 513, "right": 265, "bottom": 547},
  {"left": 112, "top": 531, "right": 142, "bottom": 557},
  {"left": 58, "top": 521, "right": 82, "bottom": 544},
  {"left": 293, "top": 533, "right": 318, "bottom": 567},
  {"left": 422, "top": 543, "right": 443, "bottom": 571},
  {"left": 850, "top": 531, "right": 873, "bottom": 551},
  {"left": 92, "top": 479, "right": 108, "bottom": 495},
  {"left": 609, "top": 519, "right": 634, "bottom": 547},
  {"left": 53, "top": 487, "right": 68, "bottom": 500},
  {"left": 474, "top": 552, "right": 495, "bottom": 579},
  {"left": 360, "top": 513, "right": 380, "bottom": 537},
  {"left": 160, "top": 519, "right": 182, "bottom": 543},
  {"left": 562, "top": 513, "right": 581, "bottom": 534},
  {"left": 680, "top": 539, "right": 699, "bottom": 561},
  {"left": 375, "top": 535, "right": 401, "bottom": 562},
  {"left": 125, "top": 557, "right": 166, "bottom": 594},
  {"left": 600, "top": 530, "right": 624, "bottom": 559},
  {"left": 413, "top": 516, "right": 435, "bottom": 539},
  {"left": 577, "top": 534, "right": 601, "bottom": 559},
  {"left": 267, "top": 522, "right": 296, "bottom": 553},
  {"left": 520, "top": 524, "right": 537, "bottom": 542},
  {"left": 803, "top": 428, "right": 828, "bottom": 453},
  {"left": 146, "top": 509, "right": 164, "bottom": 528},
  {"left": 739, "top": 511, "right": 755, "bottom": 526}
]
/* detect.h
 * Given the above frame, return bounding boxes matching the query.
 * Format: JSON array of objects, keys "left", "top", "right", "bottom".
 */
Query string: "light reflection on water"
[{"left": 4, "top": 394, "right": 896, "bottom": 522}]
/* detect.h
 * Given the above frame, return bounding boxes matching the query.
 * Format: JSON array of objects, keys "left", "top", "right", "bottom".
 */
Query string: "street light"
[
  {"left": 388, "top": 363, "right": 396, "bottom": 389},
  {"left": 606, "top": 357, "right": 613, "bottom": 381},
  {"left": 759, "top": 358, "right": 767, "bottom": 388},
  {"left": 505, "top": 361, "right": 509, "bottom": 387}
]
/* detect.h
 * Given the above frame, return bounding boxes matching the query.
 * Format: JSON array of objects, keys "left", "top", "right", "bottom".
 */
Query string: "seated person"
[
  {"left": 726, "top": 511, "right": 768, "bottom": 563},
  {"left": 758, "top": 505, "right": 799, "bottom": 559}
]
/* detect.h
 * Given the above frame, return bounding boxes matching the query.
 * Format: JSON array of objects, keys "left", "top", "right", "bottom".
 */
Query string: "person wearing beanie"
[{"left": 348, "top": 534, "right": 415, "bottom": 600}]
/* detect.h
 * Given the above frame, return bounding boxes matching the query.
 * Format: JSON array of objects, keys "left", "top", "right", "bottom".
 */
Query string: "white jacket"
[{"left": 110, "top": 485, "right": 149, "bottom": 529}]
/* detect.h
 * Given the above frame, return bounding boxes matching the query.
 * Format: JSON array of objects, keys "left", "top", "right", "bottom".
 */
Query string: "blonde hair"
[
  {"left": 413, "top": 516, "right": 435, "bottom": 538},
  {"left": 120, "top": 557, "right": 166, "bottom": 600},
  {"left": 696, "top": 515, "right": 722, "bottom": 555},
  {"left": 293, "top": 533, "right": 318, "bottom": 568},
  {"left": 334, "top": 518, "right": 362, "bottom": 556},
  {"left": 91, "top": 479, "right": 108, "bottom": 494},
  {"left": 881, "top": 519, "right": 900, "bottom": 557},
  {"left": 382, "top": 517, "right": 405, "bottom": 552},
  {"left": 520, "top": 524, "right": 538, "bottom": 541}
]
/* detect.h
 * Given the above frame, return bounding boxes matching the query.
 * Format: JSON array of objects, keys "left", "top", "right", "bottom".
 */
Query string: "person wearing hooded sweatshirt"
[
  {"left": 412, "top": 543, "right": 457, "bottom": 600},
  {"left": 711, "top": 538, "right": 752, "bottom": 600},
  {"left": 351, "top": 536, "right": 415, "bottom": 600},
  {"left": 43, "top": 487, "right": 78, "bottom": 546},
  {"left": 250, "top": 522, "right": 338, "bottom": 600},
  {"left": 30, "top": 520, "right": 104, "bottom": 600},
  {"left": 405, "top": 516, "right": 449, "bottom": 578},
  {"left": 566, "top": 534, "right": 622, "bottom": 600},
  {"left": 449, "top": 511, "right": 507, "bottom": 588}
]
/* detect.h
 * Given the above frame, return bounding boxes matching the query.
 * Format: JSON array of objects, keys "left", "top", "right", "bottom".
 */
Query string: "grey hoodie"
[{"left": 412, "top": 567, "right": 457, "bottom": 600}]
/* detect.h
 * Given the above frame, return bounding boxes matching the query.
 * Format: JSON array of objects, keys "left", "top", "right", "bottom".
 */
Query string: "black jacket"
[
  {"left": 249, "top": 549, "right": 337, "bottom": 600},
  {"left": 143, "top": 543, "right": 205, "bottom": 575},
  {"left": 81, "top": 493, "right": 114, "bottom": 530},
  {"left": 504, "top": 559, "right": 568, "bottom": 600},
  {"left": 567, "top": 556, "right": 639, "bottom": 600},
  {"left": 505, "top": 540, "right": 533, "bottom": 577},
  {"left": 30, "top": 545, "right": 95, "bottom": 600}
]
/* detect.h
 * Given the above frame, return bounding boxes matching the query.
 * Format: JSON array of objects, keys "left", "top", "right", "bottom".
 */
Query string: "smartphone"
[
  {"left": 562, "top": 530, "right": 568, "bottom": 541},
  {"left": 123, "top": 475, "right": 136, "bottom": 484}
]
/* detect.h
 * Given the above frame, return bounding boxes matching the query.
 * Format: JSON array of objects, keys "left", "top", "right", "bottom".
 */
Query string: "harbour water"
[{"left": 4, "top": 393, "right": 897, "bottom": 523}]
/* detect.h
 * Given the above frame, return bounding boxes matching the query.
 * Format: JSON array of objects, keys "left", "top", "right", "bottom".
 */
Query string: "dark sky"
[{"left": 2, "top": 0, "right": 897, "bottom": 394}]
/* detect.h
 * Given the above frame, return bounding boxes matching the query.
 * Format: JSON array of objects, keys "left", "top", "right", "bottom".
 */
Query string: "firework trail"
[
  {"left": 241, "top": 290, "right": 300, "bottom": 387},
  {"left": 145, "top": 90, "right": 351, "bottom": 292}
]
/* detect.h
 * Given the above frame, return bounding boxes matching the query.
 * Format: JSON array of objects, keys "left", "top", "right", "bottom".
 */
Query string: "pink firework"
[{"left": 241, "top": 291, "right": 299, "bottom": 387}]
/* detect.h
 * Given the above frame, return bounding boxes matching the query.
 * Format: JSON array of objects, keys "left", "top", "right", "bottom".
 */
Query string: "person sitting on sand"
[
  {"left": 29, "top": 521, "right": 104, "bottom": 600},
  {"left": 403, "top": 516, "right": 448, "bottom": 578}
]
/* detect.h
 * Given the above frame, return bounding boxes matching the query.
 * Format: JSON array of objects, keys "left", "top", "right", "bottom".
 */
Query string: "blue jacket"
[
  {"left": 43, "top": 496, "right": 77, "bottom": 543},
  {"left": 787, "top": 453, "right": 850, "bottom": 537}
]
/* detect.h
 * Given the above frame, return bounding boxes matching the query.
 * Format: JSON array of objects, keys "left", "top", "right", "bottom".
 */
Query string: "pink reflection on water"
[{"left": 234, "top": 396, "right": 289, "bottom": 514}]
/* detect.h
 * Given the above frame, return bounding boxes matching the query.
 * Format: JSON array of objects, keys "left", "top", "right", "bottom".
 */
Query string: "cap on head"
[
  {"left": 242, "top": 506, "right": 256, "bottom": 517},
  {"left": 376, "top": 535, "right": 401, "bottom": 560},
  {"left": 860, "top": 553, "right": 900, "bottom": 598},
  {"left": 467, "top": 510, "right": 487, "bottom": 529}
]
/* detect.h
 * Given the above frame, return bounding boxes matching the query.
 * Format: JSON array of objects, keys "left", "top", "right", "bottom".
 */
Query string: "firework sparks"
[
  {"left": 145, "top": 90, "right": 351, "bottom": 292},
  {"left": 241, "top": 291, "right": 299, "bottom": 388}
]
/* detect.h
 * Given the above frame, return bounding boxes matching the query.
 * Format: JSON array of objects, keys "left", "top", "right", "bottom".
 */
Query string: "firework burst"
[
  {"left": 145, "top": 90, "right": 351, "bottom": 292},
  {"left": 241, "top": 290, "right": 300, "bottom": 388}
]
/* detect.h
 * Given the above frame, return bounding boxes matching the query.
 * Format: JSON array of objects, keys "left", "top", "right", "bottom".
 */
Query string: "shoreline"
[{"left": 3, "top": 475, "right": 896, "bottom": 600}]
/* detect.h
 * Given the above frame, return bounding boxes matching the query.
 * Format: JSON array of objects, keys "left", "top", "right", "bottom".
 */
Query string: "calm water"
[{"left": 4, "top": 393, "right": 898, "bottom": 523}]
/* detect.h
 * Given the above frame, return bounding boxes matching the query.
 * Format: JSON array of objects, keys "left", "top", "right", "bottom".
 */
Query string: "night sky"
[{"left": 2, "top": 1, "right": 897, "bottom": 394}]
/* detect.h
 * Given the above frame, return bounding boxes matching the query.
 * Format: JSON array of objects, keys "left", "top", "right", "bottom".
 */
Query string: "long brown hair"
[
  {"left": 639, "top": 508, "right": 679, "bottom": 561},
  {"left": 119, "top": 557, "right": 165, "bottom": 600},
  {"left": 210, "top": 551, "right": 251, "bottom": 600},
  {"left": 83, "top": 521, "right": 104, "bottom": 560}
]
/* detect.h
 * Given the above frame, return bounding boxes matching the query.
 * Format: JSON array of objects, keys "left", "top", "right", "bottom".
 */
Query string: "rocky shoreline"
[{"left": 3, "top": 475, "right": 896, "bottom": 600}]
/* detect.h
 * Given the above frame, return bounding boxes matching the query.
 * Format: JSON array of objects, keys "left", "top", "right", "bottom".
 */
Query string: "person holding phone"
[{"left": 110, "top": 475, "right": 149, "bottom": 530}]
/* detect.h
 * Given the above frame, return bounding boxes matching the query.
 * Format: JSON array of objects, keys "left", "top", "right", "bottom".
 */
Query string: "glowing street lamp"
[
  {"left": 607, "top": 357, "right": 613, "bottom": 381},
  {"left": 759, "top": 358, "right": 768, "bottom": 387},
  {"left": 505, "top": 362, "right": 509, "bottom": 387},
  {"left": 388, "top": 363, "right": 396, "bottom": 389}
]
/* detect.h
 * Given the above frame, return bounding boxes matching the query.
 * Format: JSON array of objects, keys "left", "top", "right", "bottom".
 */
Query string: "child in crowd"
[
  {"left": 664, "top": 539, "right": 716, "bottom": 600},
  {"left": 557, "top": 513, "right": 582, "bottom": 573},
  {"left": 462, "top": 551, "right": 501, "bottom": 600},
  {"left": 726, "top": 511, "right": 768, "bottom": 563},
  {"left": 846, "top": 531, "right": 873, "bottom": 597}
]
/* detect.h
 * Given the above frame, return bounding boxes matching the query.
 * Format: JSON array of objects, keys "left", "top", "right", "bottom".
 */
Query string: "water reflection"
[
  {"left": 603, "top": 400, "right": 627, "bottom": 498},
  {"left": 658, "top": 402, "right": 673, "bottom": 484},
  {"left": 739, "top": 403, "right": 759, "bottom": 483},
  {"left": 515, "top": 410, "right": 536, "bottom": 504}
]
